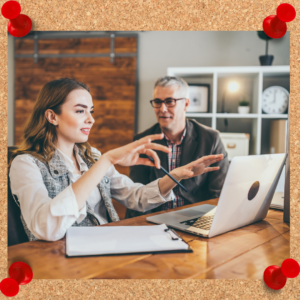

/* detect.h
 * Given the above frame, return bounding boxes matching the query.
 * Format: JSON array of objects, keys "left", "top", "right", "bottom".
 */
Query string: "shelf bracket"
[
  {"left": 110, "top": 33, "right": 115, "bottom": 63},
  {"left": 34, "top": 34, "right": 38, "bottom": 63}
]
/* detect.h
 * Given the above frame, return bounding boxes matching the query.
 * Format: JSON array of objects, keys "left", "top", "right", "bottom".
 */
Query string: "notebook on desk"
[{"left": 65, "top": 224, "right": 192, "bottom": 257}]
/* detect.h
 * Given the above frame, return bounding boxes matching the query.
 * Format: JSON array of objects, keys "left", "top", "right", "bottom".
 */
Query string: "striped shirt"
[{"left": 161, "top": 128, "right": 188, "bottom": 211}]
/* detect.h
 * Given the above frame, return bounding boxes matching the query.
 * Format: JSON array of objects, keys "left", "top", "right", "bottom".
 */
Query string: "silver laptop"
[{"left": 147, "top": 153, "right": 287, "bottom": 238}]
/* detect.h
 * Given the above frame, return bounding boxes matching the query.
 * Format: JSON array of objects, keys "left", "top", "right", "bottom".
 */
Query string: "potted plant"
[
  {"left": 238, "top": 100, "right": 250, "bottom": 114},
  {"left": 257, "top": 31, "right": 274, "bottom": 66}
]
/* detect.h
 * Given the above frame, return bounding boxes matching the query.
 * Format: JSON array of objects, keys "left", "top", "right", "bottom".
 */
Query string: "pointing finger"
[{"left": 203, "top": 166, "right": 220, "bottom": 173}]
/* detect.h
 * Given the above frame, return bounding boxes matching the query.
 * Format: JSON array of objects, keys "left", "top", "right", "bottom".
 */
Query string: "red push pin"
[
  {"left": 263, "top": 3, "right": 296, "bottom": 39},
  {"left": 0, "top": 262, "right": 33, "bottom": 297},
  {"left": 264, "top": 258, "right": 300, "bottom": 290},
  {"left": 1, "top": 1, "right": 32, "bottom": 38}
]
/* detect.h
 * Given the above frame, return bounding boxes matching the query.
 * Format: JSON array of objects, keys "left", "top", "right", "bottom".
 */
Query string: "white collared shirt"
[{"left": 9, "top": 146, "right": 174, "bottom": 241}]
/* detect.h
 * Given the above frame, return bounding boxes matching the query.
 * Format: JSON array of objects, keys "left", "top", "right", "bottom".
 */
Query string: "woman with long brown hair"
[{"left": 9, "top": 78, "right": 223, "bottom": 242}]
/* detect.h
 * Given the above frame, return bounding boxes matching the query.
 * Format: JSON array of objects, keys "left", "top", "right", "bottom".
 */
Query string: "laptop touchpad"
[{"left": 174, "top": 209, "right": 205, "bottom": 218}]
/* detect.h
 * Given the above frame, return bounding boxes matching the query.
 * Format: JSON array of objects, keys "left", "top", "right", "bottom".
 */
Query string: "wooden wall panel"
[
  {"left": 114, "top": 37, "right": 137, "bottom": 53},
  {"left": 15, "top": 40, "right": 34, "bottom": 54},
  {"left": 38, "top": 38, "right": 111, "bottom": 54},
  {"left": 15, "top": 37, "right": 137, "bottom": 55},
  {"left": 14, "top": 37, "right": 137, "bottom": 181},
  {"left": 15, "top": 57, "right": 136, "bottom": 101}
]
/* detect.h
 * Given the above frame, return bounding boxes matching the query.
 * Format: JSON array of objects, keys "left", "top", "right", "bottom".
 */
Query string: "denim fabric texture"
[{"left": 13, "top": 148, "right": 119, "bottom": 241}]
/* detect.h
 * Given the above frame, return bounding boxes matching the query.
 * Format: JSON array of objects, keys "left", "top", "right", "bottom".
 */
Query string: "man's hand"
[{"left": 170, "top": 154, "right": 224, "bottom": 181}]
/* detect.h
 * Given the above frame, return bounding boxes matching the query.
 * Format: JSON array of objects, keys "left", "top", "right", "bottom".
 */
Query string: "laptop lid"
[{"left": 208, "top": 153, "right": 287, "bottom": 238}]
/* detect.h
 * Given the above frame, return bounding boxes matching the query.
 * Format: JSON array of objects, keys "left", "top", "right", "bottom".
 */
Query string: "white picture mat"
[{"left": 187, "top": 85, "right": 209, "bottom": 112}]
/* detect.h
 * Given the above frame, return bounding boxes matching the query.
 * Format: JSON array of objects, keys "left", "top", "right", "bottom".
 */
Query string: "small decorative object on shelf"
[
  {"left": 219, "top": 133, "right": 250, "bottom": 161},
  {"left": 262, "top": 86, "right": 289, "bottom": 114},
  {"left": 187, "top": 84, "right": 209, "bottom": 113},
  {"left": 238, "top": 99, "right": 250, "bottom": 114},
  {"left": 257, "top": 31, "right": 274, "bottom": 66}
]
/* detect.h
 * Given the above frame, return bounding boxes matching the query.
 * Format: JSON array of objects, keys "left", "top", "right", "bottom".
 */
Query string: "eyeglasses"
[{"left": 150, "top": 98, "right": 186, "bottom": 108}]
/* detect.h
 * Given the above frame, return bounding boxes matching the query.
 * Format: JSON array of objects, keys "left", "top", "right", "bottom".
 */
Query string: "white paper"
[{"left": 66, "top": 224, "right": 189, "bottom": 256}]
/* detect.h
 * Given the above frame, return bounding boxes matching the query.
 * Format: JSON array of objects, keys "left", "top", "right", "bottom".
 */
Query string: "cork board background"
[{"left": 1, "top": 0, "right": 299, "bottom": 299}]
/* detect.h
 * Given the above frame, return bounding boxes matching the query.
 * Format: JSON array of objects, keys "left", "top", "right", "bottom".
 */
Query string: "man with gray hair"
[{"left": 125, "top": 76, "right": 229, "bottom": 219}]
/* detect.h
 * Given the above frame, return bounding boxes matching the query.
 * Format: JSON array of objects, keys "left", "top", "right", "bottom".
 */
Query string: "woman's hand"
[
  {"left": 170, "top": 154, "right": 224, "bottom": 181},
  {"left": 103, "top": 133, "right": 170, "bottom": 168}
]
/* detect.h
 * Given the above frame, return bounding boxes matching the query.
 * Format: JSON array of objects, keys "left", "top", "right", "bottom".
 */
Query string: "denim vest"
[{"left": 13, "top": 149, "right": 120, "bottom": 241}]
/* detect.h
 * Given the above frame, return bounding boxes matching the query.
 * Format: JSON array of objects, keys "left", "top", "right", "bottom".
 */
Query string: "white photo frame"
[{"left": 187, "top": 84, "right": 210, "bottom": 113}]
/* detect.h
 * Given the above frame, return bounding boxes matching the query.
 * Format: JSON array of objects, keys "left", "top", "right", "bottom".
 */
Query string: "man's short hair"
[{"left": 154, "top": 76, "right": 189, "bottom": 98}]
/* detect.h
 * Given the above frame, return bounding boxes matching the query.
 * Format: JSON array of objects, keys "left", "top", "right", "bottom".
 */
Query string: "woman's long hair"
[{"left": 8, "top": 78, "right": 99, "bottom": 169}]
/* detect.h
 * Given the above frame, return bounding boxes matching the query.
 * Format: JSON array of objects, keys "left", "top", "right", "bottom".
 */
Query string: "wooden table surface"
[{"left": 8, "top": 199, "right": 290, "bottom": 279}]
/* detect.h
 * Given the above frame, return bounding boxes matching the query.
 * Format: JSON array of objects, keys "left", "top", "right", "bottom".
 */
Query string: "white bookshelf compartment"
[
  {"left": 261, "top": 118, "right": 287, "bottom": 155},
  {"left": 216, "top": 118, "right": 257, "bottom": 156},
  {"left": 216, "top": 72, "right": 259, "bottom": 114},
  {"left": 179, "top": 73, "right": 214, "bottom": 113}
]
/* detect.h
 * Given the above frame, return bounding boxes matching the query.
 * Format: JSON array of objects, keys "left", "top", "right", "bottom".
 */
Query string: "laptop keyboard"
[{"left": 180, "top": 215, "right": 214, "bottom": 231}]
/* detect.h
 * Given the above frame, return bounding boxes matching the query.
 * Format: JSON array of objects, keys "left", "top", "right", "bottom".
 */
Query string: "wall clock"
[{"left": 262, "top": 86, "right": 289, "bottom": 114}]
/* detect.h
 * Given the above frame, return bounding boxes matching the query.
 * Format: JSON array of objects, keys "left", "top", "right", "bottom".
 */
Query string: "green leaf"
[{"left": 239, "top": 100, "right": 250, "bottom": 106}]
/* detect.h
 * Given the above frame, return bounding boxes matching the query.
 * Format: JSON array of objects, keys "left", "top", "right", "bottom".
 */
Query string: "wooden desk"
[{"left": 8, "top": 199, "right": 290, "bottom": 279}]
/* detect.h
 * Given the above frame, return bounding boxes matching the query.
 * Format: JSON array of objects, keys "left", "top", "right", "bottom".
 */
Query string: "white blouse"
[{"left": 9, "top": 146, "right": 174, "bottom": 241}]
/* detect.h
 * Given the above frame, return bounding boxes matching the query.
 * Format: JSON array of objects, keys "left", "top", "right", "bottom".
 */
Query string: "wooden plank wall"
[
  {"left": 14, "top": 37, "right": 137, "bottom": 177},
  {"left": 15, "top": 37, "right": 137, "bottom": 220}
]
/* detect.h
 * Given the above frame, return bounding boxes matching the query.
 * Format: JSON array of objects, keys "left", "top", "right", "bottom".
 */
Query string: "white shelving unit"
[{"left": 168, "top": 66, "right": 290, "bottom": 155}]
